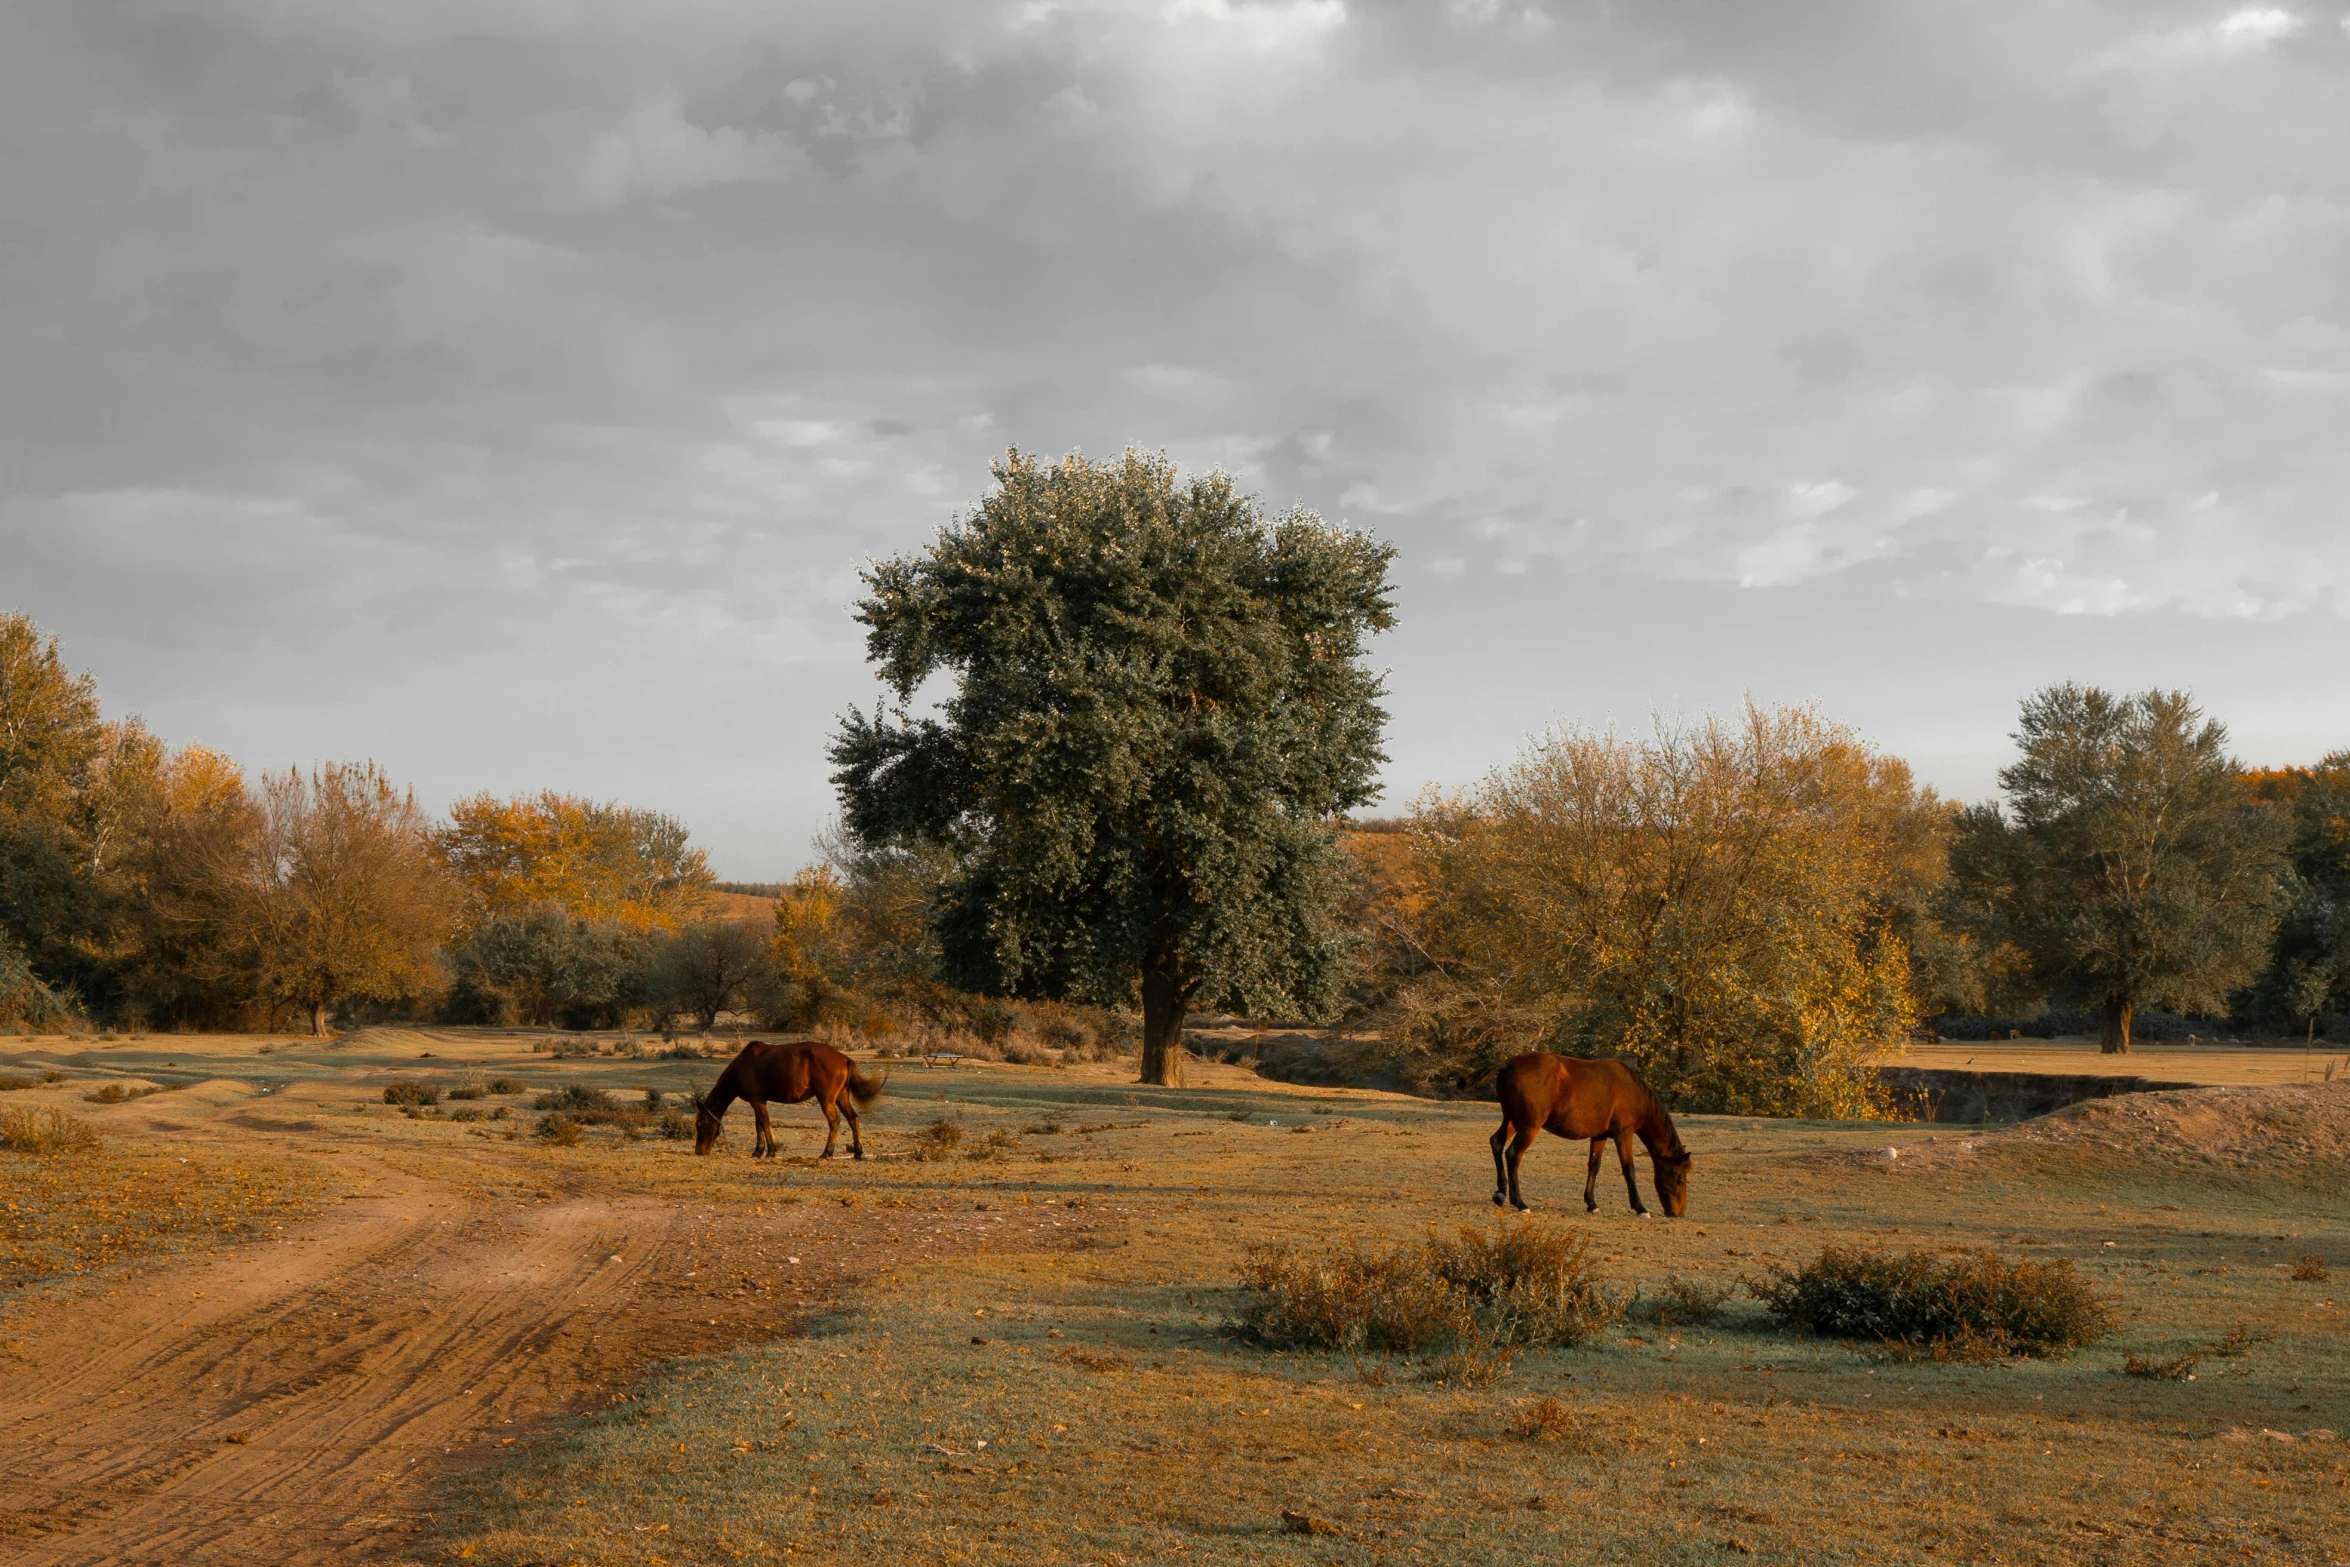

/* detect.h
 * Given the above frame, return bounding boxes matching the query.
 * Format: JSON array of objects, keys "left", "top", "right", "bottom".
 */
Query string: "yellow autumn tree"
[
  {"left": 438, "top": 792, "right": 714, "bottom": 933},
  {"left": 250, "top": 762, "right": 455, "bottom": 1036},
  {"left": 768, "top": 866, "right": 848, "bottom": 1028},
  {"left": 1414, "top": 704, "right": 1940, "bottom": 1118}
]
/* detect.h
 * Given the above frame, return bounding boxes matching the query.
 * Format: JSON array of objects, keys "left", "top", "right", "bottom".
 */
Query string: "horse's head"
[
  {"left": 692, "top": 1088, "right": 722, "bottom": 1155},
  {"left": 1653, "top": 1150, "right": 1692, "bottom": 1217}
]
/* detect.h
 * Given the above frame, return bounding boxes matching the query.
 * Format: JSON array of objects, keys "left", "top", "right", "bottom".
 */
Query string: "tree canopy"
[
  {"left": 438, "top": 792, "right": 714, "bottom": 933},
  {"left": 1950, "top": 685, "right": 2290, "bottom": 1052},
  {"left": 829, "top": 448, "right": 1396, "bottom": 1084},
  {"left": 251, "top": 763, "right": 455, "bottom": 1036},
  {"left": 1405, "top": 704, "right": 1944, "bottom": 1117}
]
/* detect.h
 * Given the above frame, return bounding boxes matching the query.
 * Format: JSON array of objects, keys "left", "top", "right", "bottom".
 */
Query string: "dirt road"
[{"left": 1, "top": 1133, "right": 978, "bottom": 1565}]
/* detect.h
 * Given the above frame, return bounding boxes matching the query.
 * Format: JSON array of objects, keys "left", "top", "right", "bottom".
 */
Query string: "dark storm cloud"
[{"left": 2, "top": 0, "right": 2346, "bottom": 866}]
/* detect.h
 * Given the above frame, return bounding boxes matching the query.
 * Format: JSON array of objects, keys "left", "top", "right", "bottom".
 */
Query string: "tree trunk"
[
  {"left": 309, "top": 1000, "right": 329, "bottom": 1038},
  {"left": 1138, "top": 964, "right": 1188, "bottom": 1087},
  {"left": 2099, "top": 995, "right": 2132, "bottom": 1054}
]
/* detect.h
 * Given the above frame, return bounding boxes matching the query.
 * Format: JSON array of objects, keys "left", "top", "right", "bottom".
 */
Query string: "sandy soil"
[{"left": 0, "top": 1078, "right": 999, "bottom": 1566}]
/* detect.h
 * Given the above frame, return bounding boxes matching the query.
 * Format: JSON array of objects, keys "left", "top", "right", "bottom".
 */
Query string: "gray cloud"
[{"left": 2, "top": 0, "right": 2346, "bottom": 868}]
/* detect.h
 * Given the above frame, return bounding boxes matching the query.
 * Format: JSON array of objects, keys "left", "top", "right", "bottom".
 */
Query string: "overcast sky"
[{"left": 3, "top": 1, "right": 2346, "bottom": 874}]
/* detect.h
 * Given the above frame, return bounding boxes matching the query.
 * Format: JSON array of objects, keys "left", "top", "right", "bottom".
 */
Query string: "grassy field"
[
  {"left": 430, "top": 1063, "right": 2349, "bottom": 1567},
  {"left": 4, "top": 1030, "right": 2344, "bottom": 1565}
]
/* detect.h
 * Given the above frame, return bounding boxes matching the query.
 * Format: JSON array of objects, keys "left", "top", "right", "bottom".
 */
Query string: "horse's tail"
[
  {"left": 1455, "top": 1063, "right": 1503, "bottom": 1100},
  {"left": 844, "top": 1061, "right": 888, "bottom": 1109}
]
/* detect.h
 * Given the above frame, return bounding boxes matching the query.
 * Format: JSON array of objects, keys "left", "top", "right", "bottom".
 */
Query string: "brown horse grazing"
[
  {"left": 695, "top": 1040, "right": 886, "bottom": 1159},
  {"left": 1489, "top": 1052, "right": 1691, "bottom": 1217}
]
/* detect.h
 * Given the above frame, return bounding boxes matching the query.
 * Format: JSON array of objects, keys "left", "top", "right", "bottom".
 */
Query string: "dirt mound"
[
  {"left": 1822, "top": 1081, "right": 2350, "bottom": 1174},
  {"left": 2004, "top": 1080, "right": 2350, "bottom": 1165}
]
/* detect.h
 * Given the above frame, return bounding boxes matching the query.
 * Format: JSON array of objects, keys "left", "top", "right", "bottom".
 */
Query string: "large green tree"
[
  {"left": 1950, "top": 685, "right": 2289, "bottom": 1052},
  {"left": 830, "top": 448, "right": 1396, "bottom": 1085}
]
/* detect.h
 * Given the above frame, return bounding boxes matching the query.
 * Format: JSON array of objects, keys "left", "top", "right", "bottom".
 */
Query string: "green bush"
[{"left": 1753, "top": 1246, "right": 2112, "bottom": 1359}]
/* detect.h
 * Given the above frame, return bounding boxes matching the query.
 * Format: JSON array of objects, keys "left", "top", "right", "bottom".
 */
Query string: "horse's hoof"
[
  {"left": 1492, "top": 1192, "right": 1506, "bottom": 1207},
  {"left": 1633, "top": 1210, "right": 1652, "bottom": 1220}
]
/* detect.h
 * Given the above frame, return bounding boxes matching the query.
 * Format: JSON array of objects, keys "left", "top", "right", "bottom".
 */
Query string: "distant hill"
[{"left": 706, "top": 889, "right": 778, "bottom": 927}]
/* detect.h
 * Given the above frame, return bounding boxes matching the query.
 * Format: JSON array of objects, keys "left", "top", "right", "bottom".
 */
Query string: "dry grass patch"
[
  {"left": 2, "top": 1107, "right": 99, "bottom": 1154},
  {"left": 1753, "top": 1245, "right": 2113, "bottom": 1359},
  {"left": 1233, "top": 1219, "right": 1620, "bottom": 1362},
  {"left": 83, "top": 1082, "right": 163, "bottom": 1105},
  {"left": 2288, "top": 1253, "right": 2330, "bottom": 1282},
  {"left": 1631, "top": 1271, "right": 1734, "bottom": 1328},
  {"left": 2122, "top": 1348, "right": 2201, "bottom": 1381}
]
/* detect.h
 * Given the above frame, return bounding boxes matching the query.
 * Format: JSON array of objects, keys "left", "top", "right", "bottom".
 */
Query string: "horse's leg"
[
  {"left": 1584, "top": 1138, "right": 1605, "bottom": 1212},
  {"left": 1506, "top": 1125, "right": 1537, "bottom": 1211},
  {"left": 1490, "top": 1119, "right": 1513, "bottom": 1207},
  {"left": 753, "top": 1102, "right": 776, "bottom": 1158},
  {"left": 841, "top": 1094, "right": 864, "bottom": 1161},
  {"left": 1616, "top": 1128, "right": 1648, "bottom": 1217},
  {"left": 818, "top": 1093, "right": 841, "bottom": 1159}
]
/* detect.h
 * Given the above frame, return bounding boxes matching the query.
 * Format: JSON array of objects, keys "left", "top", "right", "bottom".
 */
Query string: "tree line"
[
  {"left": 0, "top": 612, "right": 773, "bottom": 1036},
  {"left": 9, "top": 449, "right": 2345, "bottom": 1119}
]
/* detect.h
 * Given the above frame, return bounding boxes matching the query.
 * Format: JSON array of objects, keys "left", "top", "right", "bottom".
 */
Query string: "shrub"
[
  {"left": 966, "top": 1127, "right": 1018, "bottom": 1161},
  {"left": 2289, "top": 1254, "right": 2330, "bottom": 1282},
  {"left": 536, "top": 1114, "right": 584, "bottom": 1146},
  {"left": 2122, "top": 1349, "right": 2199, "bottom": 1381},
  {"left": 659, "top": 1110, "right": 694, "bottom": 1140},
  {"left": 1513, "top": 1396, "right": 1578, "bottom": 1442},
  {"left": 965, "top": 998, "right": 1019, "bottom": 1046},
  {"left": 1233, "top": 1221, "right": 1620, "bottom": 1358},
  {"left": 1426, "top": 1224, "right": 1622, "bottom": 1349},
  {"left": 382, "top": 1082, "right": 440, "bottom": 1106},
  {"left": 1753, "top": 1246, "right": 2112, "bottom": 1359},
  {"left": 533, "top": 1085, "right": 618, "bottom": 1116},
  {"left": 1235, "top": 1239, "right": 1476, "bottom": 1355},
  {"left": 486, "top": 1075, "right": 528, "bottom": 1095},
  {"left": 0, "top": 1072, "right": 63, "bottom": 1092},
  {"left": 913, "top": 1117, "right": 964, "bottom": 1161},
  {"left": 2, "top": 1106, "right": 101, "bottom": 1154},
  {"left": 84, "top": 1083, "right": 160, "bottom": 1105},
  {"left": 448, "top": 1071, "right": 488, "bottom": 1100}
]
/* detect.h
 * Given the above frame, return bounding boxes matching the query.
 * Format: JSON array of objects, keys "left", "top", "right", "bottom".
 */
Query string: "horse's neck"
[
  {"left": 706, "top": 1077, "right": 740, "bottom": 1115},
  {"left": 1637, "top": 1101, "right": 1683, "bottom": 1158}
]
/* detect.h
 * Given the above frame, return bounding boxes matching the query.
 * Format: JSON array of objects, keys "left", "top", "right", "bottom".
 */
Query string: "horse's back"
[{"left": 1499, "top": 1051, "right": 1651, "bottom": 1139}]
